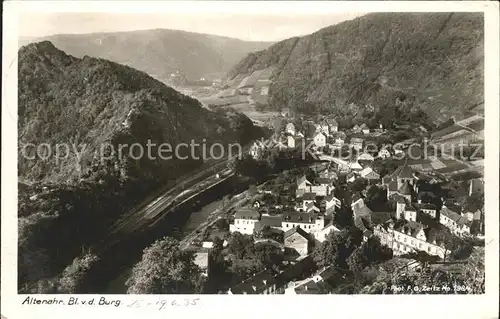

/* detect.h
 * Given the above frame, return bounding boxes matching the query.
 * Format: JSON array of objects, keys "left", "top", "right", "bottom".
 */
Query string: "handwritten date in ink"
[{"left": 127, "top": 298, "right": 200, "bottom": 310}]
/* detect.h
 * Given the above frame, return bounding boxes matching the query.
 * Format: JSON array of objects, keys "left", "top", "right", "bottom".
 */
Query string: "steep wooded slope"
[{"left": 229, "top": 13, "right": 484, "bottom": 125}]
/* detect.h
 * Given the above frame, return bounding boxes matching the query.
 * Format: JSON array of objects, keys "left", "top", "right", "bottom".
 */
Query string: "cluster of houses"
[
  {"left": 346, "top": 160, "right": 482, "bottom": 259},
  {"left": 229, "top": 170, "right": 343, "bottom": 258},
  {"left": 226, "top": 114, "right": 485, "bottom": 294},
  {"left": 249, "top": 116, "right": 398, "bottom": 163}
]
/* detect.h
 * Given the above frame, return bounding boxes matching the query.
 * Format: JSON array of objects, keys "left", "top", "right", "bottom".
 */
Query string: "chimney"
[
  {"left": 252, "top": 285, "right": 257, "bottom": 291},
  {"left": 417, "top": 199, "right": 422, "bottom": 204},
  {"left": 263, "top": 280, "right": 267, "bottom": 285}
]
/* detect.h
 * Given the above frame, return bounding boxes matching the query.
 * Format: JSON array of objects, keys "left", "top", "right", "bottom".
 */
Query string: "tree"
[
  {"left": 313, "top": 228, "right": 362, "bottom": 269},
  {"left": 226, "top": 232, "right": 255, "bottom": 259},
  {"left": 126, "top": 237, "right": 202, "bottom": 294},
  {"left": 254, "top": 243, "right": 283, "bottom": 270},
  {"left": 350, "top": 178, "right": 368, "bottom": 193},
  {"left": 346, "top": 247, "right": 368, "bottom": 274},
  {"left": 58, "top": 252, "right": 99, "bottom": 293},
  {"left": 215, "top": 218, "right": 229, "bottom": 231},
  {"left": 365, "top": 185, "right": 388, "bottom": 211},
  {"left": 212, "top": 237, "right": 224, "bottom": 259}
]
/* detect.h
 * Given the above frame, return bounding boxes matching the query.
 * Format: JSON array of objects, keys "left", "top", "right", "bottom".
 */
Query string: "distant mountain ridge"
[
  {"left": 228, "top": 13, "right": 484, "bottom": 125},
  {"left": 19, "top": 29, "right": 273, "bottom": 82}
]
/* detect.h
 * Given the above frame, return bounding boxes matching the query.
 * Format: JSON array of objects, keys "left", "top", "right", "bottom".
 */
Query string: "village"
[{"left": 185, "top": 112, "right": 485, "bottom": 294}]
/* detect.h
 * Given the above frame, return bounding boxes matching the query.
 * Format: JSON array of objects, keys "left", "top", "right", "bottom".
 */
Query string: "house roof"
[
  {"left": 371, "top": 211, "right": 394, "bottom": 225},
  {"left": 286, "top": 122, "right": 295, "bottom": 128},
  {"left": 390, "top": 193, "right": 408, "bottom": 204},
  {"left": 352, "top": 193, "right": 363, "bottom": 204},
  {"left": 316, "top": 177, "right": 334, "bottom": 185},
  {"left": 332, "top": 132, "right": 346, "bottom": 139},
  {"left": 415, "top": 203, "right": 436, "bottom": 210},
  {"left": 282, "top": 211, "right": 318, "bottom": 224},
  {"left": 351, "top": 137, "right": 364, "bottom": 143},
  {"left": 257, "top": 215, "right": 283, "bottom": 228},
  {"left": 398, "top": 181, "right": 413, "bottom": 195},
  {"left": 234, "top": 207, "right": 261, "bottom": 220},
  {"left": 358, "top": 153, "right": 374, "bottom": 161},
  {"left": 324, "top": 193, "right": 337, "bottom": 202},
  {"left": 284, "top": 226, "right": 310, "bottom": 240},
  {"left": 305, "top": 202, "right": 320, "bottom": 211},
  {"left": 326, "top": 118, "right": 338, "bottom": 126},
  {"left": 440, "top": 205, "right": 462, "bottom": 222},
  {"left": 360, "top": 167, "right": 377, "bottom": 178},
  {"left": 194, "top": 252, "right": 209, "bottom": 269},
  {"left": 394, "top": 220, "right": 424, "bottom": 238},
  {"left": 388, "top": 180, "right": 399, "bottom": 191},
  {"left": 313, "top": 132, "right": 326, "bottom": 139},
  {"left": 302, "top": 192, "right": 317, "bottom": 201},
  {"left": 391, "top": 160, "right": 414, "bottom": 179},
  {"left": 296, "top": 175, "right": 311, "bottom": 186},
  {"left": 294, "top": 280, "right": 325, "bottom": 294},
  {"left": 350, "top": 162, "right": 363, "bottom": 170},
  {"left": 229, "top": 270, "right": 276, "bottom": 294},
  {"left": 364, "top": 171, "right": 381, "bottom": 180}
]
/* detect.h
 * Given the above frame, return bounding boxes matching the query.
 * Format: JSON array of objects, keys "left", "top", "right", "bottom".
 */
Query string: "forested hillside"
[
  {"left": 229, "top": 13, "right": 484, "bottom": 126},
  {"left": 18, "top": 41, "right": 259, "bottom": 292},
  {"left": 20, "top": 29, "right": 272, "bottom": 81}
]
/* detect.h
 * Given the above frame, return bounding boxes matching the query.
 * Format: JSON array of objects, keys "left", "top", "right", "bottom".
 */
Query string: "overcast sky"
[{"left": 19, "top": 12, "right": 364, "bottom": 42}]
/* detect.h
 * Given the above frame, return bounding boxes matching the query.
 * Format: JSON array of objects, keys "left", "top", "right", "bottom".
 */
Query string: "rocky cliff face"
[{"left": 229, "top": 13, "right": 484, "bottom": 125}]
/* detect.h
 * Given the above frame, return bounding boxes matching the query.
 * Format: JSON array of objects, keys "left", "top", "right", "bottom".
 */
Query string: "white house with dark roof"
[
  {"left": 326, "top": 118, "right": 338, "bottom": 133},
  {"left": 287, "top": 135, "right": 296, "bottom": 148},
  {"left": 351, "top": 195, "right": 373, "bottom": 233},
  {"left": 360, "top": 123, "right": 370, "bottom": 134},
  {"left": 229, "top": 207, "right": 261, "bottom": 235},
  {"left": 359, "top": 167, "right": 380, "bottom": 180},
  {"left": 281, "top": 211, "right": 325, "bottom": 233},
  {"left": 415, "top": 202, "right": 437, "bottom": 219},
  {"left": 440, "top": 204, "right": 472, "bottom": 236},
  {"left": 378, "top": 147, "right": 392, "bottom": 159},
  {"left": 313, "top": 224, "right": 341, "bottom": 242},
  {"left": 286, "top": 123, "right": 296, "bottom": 135},
  {"left": 350, "top": 137, "right": 364, "bottom": 151},
  {"left": 358, "top": 152, "right": 374, "bottom": 162},
  {"left": 313, "top": 132, "right": 327, "bottom": 147},
  {"left": 373, "top": 219, "right": 450, "bottom": 258},
  {"left": 322, "top": 193, "right": 341, "bottom": 213},
  {"left": 383, "top": 159, "right": 415, "bottom": 200},
  {"left": 316, "top": 121, "right": 330, "bottom": 136},
  {"left": 297, "top": 175, "right": 334, "bottom": 197},
  {"left": 284, "top": 227, "right": 311, "bottom": 256},
  {"left": 228, "top": 270, "right": 277, "bottom": 294}
]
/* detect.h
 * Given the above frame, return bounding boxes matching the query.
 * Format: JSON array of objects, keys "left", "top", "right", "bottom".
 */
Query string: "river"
[{"left": 102, "top": 184, "right": 233, "bottom": 293}]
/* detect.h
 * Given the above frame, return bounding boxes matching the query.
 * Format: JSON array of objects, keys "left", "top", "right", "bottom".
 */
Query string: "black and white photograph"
[{"left": 2, "top": 1, "right": 499, "bottom": 318}]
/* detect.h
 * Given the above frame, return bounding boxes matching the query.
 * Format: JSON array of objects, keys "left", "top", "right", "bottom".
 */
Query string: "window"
[
  {"left": 286, "top": 224, "right": 289, "bottom": 228},
  {"left": 404, "top": 237, "right": 407, "bottom": 243}
]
